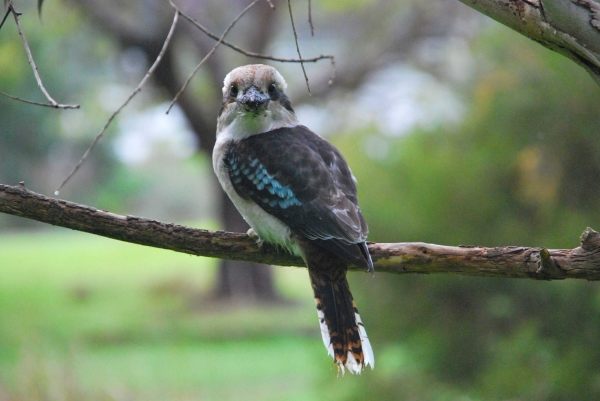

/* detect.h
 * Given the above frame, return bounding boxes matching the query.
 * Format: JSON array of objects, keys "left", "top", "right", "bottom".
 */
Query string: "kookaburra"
[{"left": 213, "top": 64, "right": 374, "bottom": 374}]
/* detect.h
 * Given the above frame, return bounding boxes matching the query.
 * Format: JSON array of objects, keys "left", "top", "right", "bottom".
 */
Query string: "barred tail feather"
[
  {"left": 316, "top": 296, "right": 335, "bottom": 359},
  {"left": 354, "top": 301, "right": 374, "bottom": 369},
  {"left": 310, "top": 272, "right": 374, "bottom": 375}
]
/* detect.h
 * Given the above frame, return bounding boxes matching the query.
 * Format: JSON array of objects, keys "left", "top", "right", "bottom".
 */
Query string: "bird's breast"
[{"left": 213, "top": 137, "right": 302, "bottom": 257}]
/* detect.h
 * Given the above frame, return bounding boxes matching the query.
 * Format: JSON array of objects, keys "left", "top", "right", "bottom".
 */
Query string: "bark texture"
[
  {"left": 457, "top": 0, "right": 600, "bottom": 85},
  {"left": 2, "top": 183, "right": 600, "bottom": 280}
]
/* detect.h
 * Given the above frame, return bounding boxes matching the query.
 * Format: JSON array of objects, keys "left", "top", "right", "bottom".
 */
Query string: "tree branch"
[
  {"left": 0, "top": 90, "right": 78, "bottom": 108},
  {"left": 168, "top": 0, "right": 336, "bottom": 66},
  {"left": 2, "top": 1, "right": 80, "bottom": 109},
  {"left": 287, "top": 0, "right": 311, "bottom": 94},
  {"left": 2, "top": 183, "right": 600, "bottom": 280},
  {"left": 165, "top": 0, "right": 261, "bottom": 114},
  {"left": 457, "top": 0, "right": 600, "bottom": 85},
  {"left": 54, "top": 10, "right": 180, "bottom": 195}
]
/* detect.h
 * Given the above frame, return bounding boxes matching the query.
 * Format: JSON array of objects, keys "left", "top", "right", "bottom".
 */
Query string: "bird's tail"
[{"left": 309, "top": 270, "right": 374, "bottom": 375}]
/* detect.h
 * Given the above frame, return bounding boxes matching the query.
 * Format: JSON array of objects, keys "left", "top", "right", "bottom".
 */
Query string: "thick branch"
[
  {"left": 457, "top": 0, "right": 600, "bottom": 85},
  {"left": 2, "top": 183, "right": 600, "bottom": 280}
]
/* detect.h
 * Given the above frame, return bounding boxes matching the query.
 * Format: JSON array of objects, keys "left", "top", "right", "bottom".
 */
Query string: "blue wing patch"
[
  {"left": 222, "top": 127, "right": 373, "bottom": 272},
  {"left": 226, "top": 152, "right": 302, "bottom": 209}
]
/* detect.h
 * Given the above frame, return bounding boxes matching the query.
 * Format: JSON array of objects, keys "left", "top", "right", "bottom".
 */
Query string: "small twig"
[
  {"left": 536, "top": 247, "right": 567, "bottom": 279},
  {"left": 308, "top": 0, "right": 314, "bottom": 36},
  {"left": 54, "top": 11, "right": 180, "bottom": 194},
  {"left": 8, "top": 1, "right": 79, "bottom": 109},
  {"left": 169, "top": 0, "right": 334, "bottom": 66},
  {"left": 166, "top": 0, "right": 260, "bottom": 114},
  {"left": 0, "top": 5, "right": 11, "bottom": 31},
  {"left": 327, "top": 56, "right": 336, "bottom": 86},
  {"left": 288, "top": 0, "right": 310, "bottom": 94},
  {"left": 0, "top": 91, "right": 79, "bottom": 109}
]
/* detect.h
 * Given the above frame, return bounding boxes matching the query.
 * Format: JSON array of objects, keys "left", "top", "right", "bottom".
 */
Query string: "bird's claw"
[{"left": 247, "top": 228, "right": 264, "bottom": 247}]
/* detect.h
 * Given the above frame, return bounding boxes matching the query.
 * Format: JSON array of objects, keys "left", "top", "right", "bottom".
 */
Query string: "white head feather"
[{"left": 216, "top": 64, "right": 299, "bottom": 140}]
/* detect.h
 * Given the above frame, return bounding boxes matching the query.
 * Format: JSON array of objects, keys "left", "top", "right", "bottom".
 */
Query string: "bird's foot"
[{"left": 247, "top": 228, "right": 264, "bottom": 247}]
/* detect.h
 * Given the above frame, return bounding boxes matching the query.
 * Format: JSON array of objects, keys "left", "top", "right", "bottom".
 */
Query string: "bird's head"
[{"left": 217, "top": 64, "right": 299, "bottom": 139}]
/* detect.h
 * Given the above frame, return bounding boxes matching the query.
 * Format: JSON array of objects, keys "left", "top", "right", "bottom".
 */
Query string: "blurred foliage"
[
  {"left": 0, "top": 1, "right": 212, "bottom": 225},
  {"left": 336, "top": 28, "right": 600, "bottom": 248},
  {"left": 0, "top": 232, "right": 328, "bottom": 401},
  {"left": 330, "top": 24, "right": 600, "bottom": 401},
  {"left": 1, "top": 0, "right": 600, "bottom": 399},
  {"left": 0, "top": 0, "right": 118, "bottom": 212}
]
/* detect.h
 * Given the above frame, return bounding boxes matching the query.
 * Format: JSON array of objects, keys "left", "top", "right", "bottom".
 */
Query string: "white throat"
[{"left": 216, "top": 103, "right": 299, "bottom": 142}]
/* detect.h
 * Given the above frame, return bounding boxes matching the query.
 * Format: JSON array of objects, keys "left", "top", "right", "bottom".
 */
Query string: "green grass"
[{"left": 0, "top": 228, "right": 337, "bottom": 400}]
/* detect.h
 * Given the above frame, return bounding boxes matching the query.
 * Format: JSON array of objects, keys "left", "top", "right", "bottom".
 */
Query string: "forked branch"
[
  {"left": 2, "top": 183, "right": 599, "bottom": 280},
  {"left": 56, "top": 0, "right": 336, "bottom": 192},
  {"left": 0, "top": 1, "right": 79, "bottom": 109},
  {"left": 165, "top": 0, "right": 261, "bottom": 114},
  {"left": 54, "top": 11, "right": 180, "bottom": 194}
]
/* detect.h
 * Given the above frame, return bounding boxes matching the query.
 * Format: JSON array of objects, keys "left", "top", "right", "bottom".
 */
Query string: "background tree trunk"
[
  {"left": 214, "top": 192, "right": 280, "bottom": 302},
  {"left": 75, "top": 0, "right": 280, "bottom": 303}
]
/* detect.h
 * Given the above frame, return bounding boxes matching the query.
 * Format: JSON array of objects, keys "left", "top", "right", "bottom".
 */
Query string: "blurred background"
[{"left": 1, "top": 0, "right": 600, "bottom": 399}]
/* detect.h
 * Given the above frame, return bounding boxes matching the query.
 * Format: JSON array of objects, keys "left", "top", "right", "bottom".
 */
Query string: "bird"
[{"left": 212, "top": 64, "right": 374, "bottom": 375}]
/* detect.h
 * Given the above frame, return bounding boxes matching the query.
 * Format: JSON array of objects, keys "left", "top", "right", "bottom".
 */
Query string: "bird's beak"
[{"left": 239, "top": 86, "right": 269, "bottom": 112}]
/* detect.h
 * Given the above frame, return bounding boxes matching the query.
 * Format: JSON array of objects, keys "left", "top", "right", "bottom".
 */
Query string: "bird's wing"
[{"left": 224, "top": 125, "right": 372, "bottom": 270}]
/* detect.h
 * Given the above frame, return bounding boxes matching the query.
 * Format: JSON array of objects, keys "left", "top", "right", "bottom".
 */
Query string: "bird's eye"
[
  {"left": 268, "top": 83, "right": 277, "bottom": 96},
  {"left": 229, "top": 84, "right": 239, "bottom": 97}
]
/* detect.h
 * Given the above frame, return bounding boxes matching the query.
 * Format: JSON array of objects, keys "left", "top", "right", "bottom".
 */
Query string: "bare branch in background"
[
  {"left": 37, "top": 0, "right": 44, "bottom": 17},
  {"left": 56, "top": 0, "right": 337, "bottom": 193},
  {"left": 166, "top": 0, "right": 261, "bottom": 114},
  {"left": 287, "top": 0, "right": 311, "bottom": 94},
  {"left": 308, "top": 0, "right": 315, "bottom": 36},
  {"left": 170, "top": 0, "right": 335, "bottom": 82},
  {"left": 54, "top": 11, "right": 180, "bottom": 194},
  {"left": 0, "top": 90, "right": 78, "bottom": 108},
  {"left": 2, "top": 183, "right": 600, "bottom": 280},
  {"left": 0, "top": 1, "right": 79, "bottom": 109},
  {"left": 0, "top": 6, "right": 11, "bottom": 30}
]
